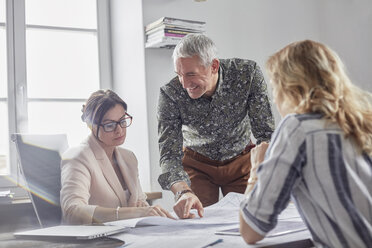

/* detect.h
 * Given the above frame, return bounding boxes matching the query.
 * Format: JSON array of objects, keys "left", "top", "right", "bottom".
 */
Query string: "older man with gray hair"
[{"left": 157, "top": 34, "right": 274, "bottom": 219}]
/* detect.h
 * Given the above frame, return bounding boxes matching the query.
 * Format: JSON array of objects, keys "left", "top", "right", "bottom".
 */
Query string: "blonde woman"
[
  {"left": 61, "top": 90, "right": 173, "bottom": 224},
  {"left": 239, "top": 40, "right": 372, "bottom": 247}
]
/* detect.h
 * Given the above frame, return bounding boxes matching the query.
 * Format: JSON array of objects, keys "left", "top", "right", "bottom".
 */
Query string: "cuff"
[
  {"left": 158, "top": 169, "right": 191, "bottom": 190},
  {"left": 240, "top": 199, "right": 277, "bottom": 235}
]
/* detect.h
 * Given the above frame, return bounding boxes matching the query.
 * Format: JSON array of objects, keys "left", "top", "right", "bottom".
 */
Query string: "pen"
[{"left": 201, "top": 238, "right": 223, "bottom": 248}]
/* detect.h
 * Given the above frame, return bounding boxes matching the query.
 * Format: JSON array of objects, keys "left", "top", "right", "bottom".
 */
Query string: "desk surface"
[
  {"left": 108, "top": 193, "right": 314, "bottom": 248},
  {"left": 0, "top": 228, "right": 313, "bottom": 248},
  {"left": 0, "top": 193, "right": 314, "bottom": 248},
  {"left": 110, "top": 223, "right": 313, "bottom": 248}
]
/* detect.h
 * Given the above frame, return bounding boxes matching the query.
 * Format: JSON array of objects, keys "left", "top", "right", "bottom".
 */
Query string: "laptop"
[{"left": 14, "top": 225, "right": 129, "bottom": 240}]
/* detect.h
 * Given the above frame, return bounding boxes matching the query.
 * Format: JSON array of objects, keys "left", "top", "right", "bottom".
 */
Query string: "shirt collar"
[{"left": 212, "top": 64, "right": 224, "bottom": 98}]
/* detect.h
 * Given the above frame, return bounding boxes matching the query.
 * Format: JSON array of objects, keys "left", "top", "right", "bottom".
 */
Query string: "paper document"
[
  {"left": 268, "top": 220, "right": 307, "bottom": 237},
  {"left": 107, "top": 207, "right": 239, "bottom": 228},
  {"left": 214, "top": 194, "right": 308, "bottom": 237},
  {"left": 106, "top": 191, "right": 307, "bottom": 238},
  {"left": 207, "top": 192, "right": 245, "bottom": 209},
  {"left": 215, "top": 220, "right": 307, "bottom": 237},
  {"left": 107, "top": 192, "right": 245, "bottom": 228},
  {"left": 107, "top": 193, "right": 312, "bottom": 248}
]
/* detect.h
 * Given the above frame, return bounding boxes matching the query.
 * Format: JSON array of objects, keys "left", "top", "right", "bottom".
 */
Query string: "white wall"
[
  {"left": 110, "top": 0, "right": 151, "bottom": 191},
  {"left": 318, "top": 0, "right": 372, "bottom": 92},
  {"left": 142, "top": 0, "right": 323, "bottom": 209},
  {"left": 109, "top": 0, "right": 372, "bottom": 210}
]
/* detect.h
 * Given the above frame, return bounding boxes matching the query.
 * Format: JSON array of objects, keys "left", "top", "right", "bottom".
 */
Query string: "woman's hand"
[
  {"left": 114, "top": 206, "right": 175, "bottom": 221},
  {"left": 251, "top": 142, "right": 269, "bottom": 168},
  {"left": 142, "top": 205, "right": 175, "bottom": 219},
  {"left": 245, "top": 142, "right": 269, "bottom": 195},
  {"left": 136, "top": 200, "right": 149, "bottom": 207}
]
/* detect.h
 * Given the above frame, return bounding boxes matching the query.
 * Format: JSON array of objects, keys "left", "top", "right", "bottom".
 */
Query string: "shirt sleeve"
[
  {"left": 60, "top": 158, "right": 97, "bottom": 225},
  {"left": 157, "top": 87, "right": 191, "bottom": 190},
  {"left": 247, "top": 63, "right": 275, "bottom": 144},
  {"left": 240, "top": 115, "right": 306, "bottom": 235}
]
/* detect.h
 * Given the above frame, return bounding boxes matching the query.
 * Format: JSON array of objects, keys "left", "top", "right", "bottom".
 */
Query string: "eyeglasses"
[{"left": 99, "top": 113, "right": 133, "bottom": 132}]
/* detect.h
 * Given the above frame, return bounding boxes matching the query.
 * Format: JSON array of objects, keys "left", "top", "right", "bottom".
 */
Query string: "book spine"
[
  {"left": 146, "top": 25, "right": 205, "bottom": 35},
  {"left": 165, "top": 29, "right": 200, "bottom": 35},
  {"left": 147, "top": 32, "right": 186, "bottom": 40},
  {"left": 163, "top": 17, "right": 205, "bottom": 25},
  {"left": 164, "top": 32, "right": 185, "bottom": 38},
  {"left": 145, "top": 17, "right": 206, "bottom": 32},
  {"left": 146, "top": 34, "right": 181, "bottom": 43},
  {"left": 145, "top": 37, "right": 180, "bottom": 48}
]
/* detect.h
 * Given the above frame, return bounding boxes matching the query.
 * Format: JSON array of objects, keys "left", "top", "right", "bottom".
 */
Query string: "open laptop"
[{"left": 14, "top": 225, "right": 129, "bottom": 240}]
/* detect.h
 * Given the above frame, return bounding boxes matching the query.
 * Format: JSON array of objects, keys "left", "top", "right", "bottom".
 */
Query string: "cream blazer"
[{"left": 60, "top": 134, "right": 148, "bottom": 224}]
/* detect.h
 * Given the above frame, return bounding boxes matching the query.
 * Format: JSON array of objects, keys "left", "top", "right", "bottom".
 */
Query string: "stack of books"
[{"left": 145, "top": 17, "right": 206, "bottom": 48}]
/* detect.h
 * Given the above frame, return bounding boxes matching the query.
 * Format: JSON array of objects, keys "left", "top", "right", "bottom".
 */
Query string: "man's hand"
[{"left": 173, "top": 192, "right": 204, "bottom": 219}]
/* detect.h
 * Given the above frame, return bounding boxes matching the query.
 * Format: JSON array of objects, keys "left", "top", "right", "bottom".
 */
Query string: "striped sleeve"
[{"left": 240, "top": 115, "right": 307, "bottom": 235}]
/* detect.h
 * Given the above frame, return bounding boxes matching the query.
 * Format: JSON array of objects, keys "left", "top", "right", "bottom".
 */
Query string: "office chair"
[{"left": 12, "top": 133, "right": 69, "bottom": 227}]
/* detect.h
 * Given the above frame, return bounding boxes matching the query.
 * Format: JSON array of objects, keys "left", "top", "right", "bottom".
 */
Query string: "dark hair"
[{"left": 81, "top": 89, "right": 127, "bottom": 138}]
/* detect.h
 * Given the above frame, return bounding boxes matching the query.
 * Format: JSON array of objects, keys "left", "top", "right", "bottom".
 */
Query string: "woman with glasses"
[{"left": 60, "top": 89, "right": 173, "bottom": 224}]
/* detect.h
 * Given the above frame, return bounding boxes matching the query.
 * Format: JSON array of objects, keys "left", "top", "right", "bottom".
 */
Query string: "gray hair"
[{"left": 172, "top": 33, "right": 218, "bottom": 67}]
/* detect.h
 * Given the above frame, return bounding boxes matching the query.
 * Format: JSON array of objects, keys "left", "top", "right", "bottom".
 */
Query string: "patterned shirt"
[
  {"left": 240, "top": 113, "right": 372, "bottom": 248},
  {"left": 157, "top": 58, "right": 275, "bottom": 190}
]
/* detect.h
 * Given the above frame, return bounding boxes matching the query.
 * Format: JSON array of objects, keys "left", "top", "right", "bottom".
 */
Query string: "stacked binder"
[{"left": 145, "top": 17, "right": 206, "bottom": 48}]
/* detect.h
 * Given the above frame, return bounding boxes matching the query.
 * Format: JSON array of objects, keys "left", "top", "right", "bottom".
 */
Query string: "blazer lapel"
[
  {"left": 87, "top": 135, "right": 128, "bottom": 207},
  {"left": 115, "top": 149, "right": 137, "bottom": 207}
]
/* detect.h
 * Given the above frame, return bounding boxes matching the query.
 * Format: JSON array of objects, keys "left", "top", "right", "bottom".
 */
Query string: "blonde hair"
[{"left": 266, "top": 40, "right": 372, "bottom": 155}]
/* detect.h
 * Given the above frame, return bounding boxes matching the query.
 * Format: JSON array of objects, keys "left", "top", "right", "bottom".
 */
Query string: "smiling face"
[
  {"left": 92, "top": 103, "right": 127, "bottom": 148},
  {"left": 175, "top": 55, "right": 220, "bottom": 99}
]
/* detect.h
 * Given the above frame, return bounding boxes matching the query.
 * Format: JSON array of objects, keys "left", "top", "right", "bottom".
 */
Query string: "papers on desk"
[
  {"left": 268, "top": 220, "right": 307, "bottom": 237},
  {"left": 108, "top": 193, "right": 312, "bottom": 248},
  {"left": 107, "top": 207, "right": 239, "bottom": 228},
  {"left": 107, "top": 192, "right": 307, "bottom": 234},
  {"left": 106, "top": 192, "right": 247, "bottom": 228},
  {"left": 215, "top": 220, "right": 307, "bottom": 237},
  {"left": 207, "top": 192, "right": 245, "bottom": 208},
  {"left": 214, "top": 193, "right": 308, "bottom": 238},
  {"left": 106, "top": 193, "right": 242, "bottom": 228}
]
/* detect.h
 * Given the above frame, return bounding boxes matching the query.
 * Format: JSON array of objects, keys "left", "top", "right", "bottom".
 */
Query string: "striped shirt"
[{"left": 240, "top": 113, "right": 372, "bottom": 248}]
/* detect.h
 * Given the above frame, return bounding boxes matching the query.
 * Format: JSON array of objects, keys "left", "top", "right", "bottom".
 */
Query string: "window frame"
[{"left": 0, "top": 0, "right": 112, "bottom": 191}]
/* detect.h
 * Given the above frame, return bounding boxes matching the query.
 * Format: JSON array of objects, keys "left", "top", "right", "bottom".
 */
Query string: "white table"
[{"left": 109, "top": 193, "right": 314, "bottom": 248}]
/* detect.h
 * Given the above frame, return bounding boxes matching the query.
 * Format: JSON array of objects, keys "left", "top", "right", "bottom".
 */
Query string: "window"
[
  {"left": 0, "top": 0, "right": 111, "bottom": 189},
  {"left": 0, "top": 0, "right": 9, "bottom": 176}
]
